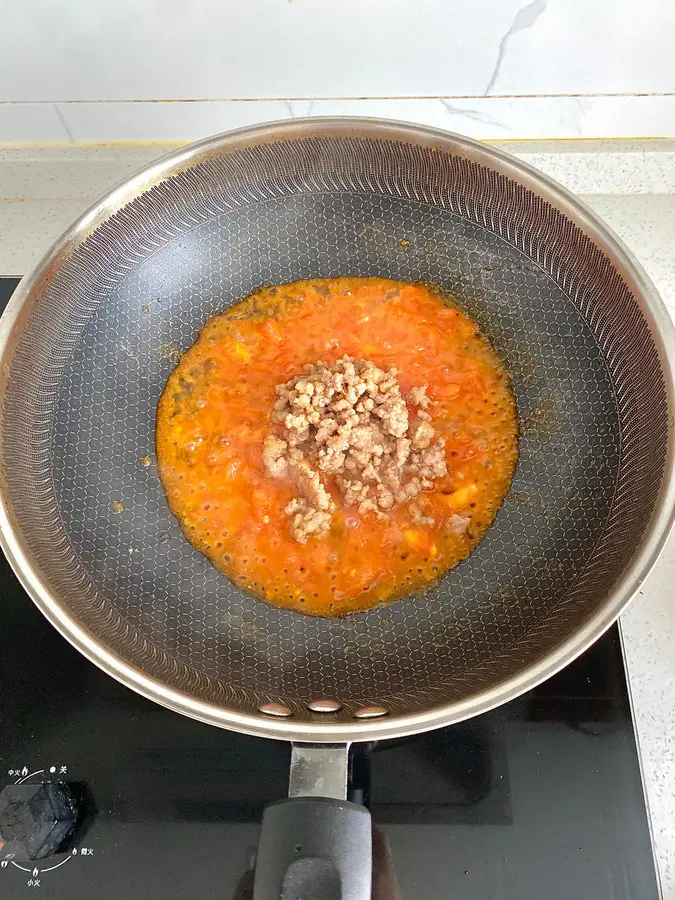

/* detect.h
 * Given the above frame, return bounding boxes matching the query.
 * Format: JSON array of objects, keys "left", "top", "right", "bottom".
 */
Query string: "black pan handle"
[
  {"left": 253, "top": 744, "right": 372, "bottom": 900},
  {"left": 253, "top": 796, "right": 372, "bottom": 900}
]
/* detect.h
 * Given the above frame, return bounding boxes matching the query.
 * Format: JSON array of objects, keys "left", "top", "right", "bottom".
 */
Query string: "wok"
[{"left": 1, "top": 119, "right": 674, "bottom": 900}]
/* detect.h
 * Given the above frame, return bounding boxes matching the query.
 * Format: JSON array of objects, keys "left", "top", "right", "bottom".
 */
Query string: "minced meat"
[
  {"left": 445, "top": 513, "right": 471, "bottom": 535},
  {"left": 263, "top": 355, "right": 448, "bottom": 542}
]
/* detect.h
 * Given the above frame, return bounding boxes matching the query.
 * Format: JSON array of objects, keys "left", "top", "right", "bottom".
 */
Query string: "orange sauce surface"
[{"left": 156, "top": 278, "right": 518, "bottom": 616}]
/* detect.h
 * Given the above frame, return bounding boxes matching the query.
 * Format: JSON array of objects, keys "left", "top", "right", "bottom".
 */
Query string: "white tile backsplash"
[
  {"left": 0, "top": 104, "right": 70, "bottom": 142},
  {"left": 57, "top": 101, "right": 294, "bottom": 143},
  {"left": 22, "top": 95, "right": 674, "bottom": 144},
  {"left": 490, "top": 0, "right": 675, "bottom": 96},
  {"left": 306, "top": 95, "right": 675, "bottom": 139},
  {"left": 2, "top": 0, "right": 675, "bottom": 103},
  {"left": 2, "top": 0, "right": 675, "bottom": 142},
  {"left": 4, "top": 0, "right": 519, "bottom": 101}
]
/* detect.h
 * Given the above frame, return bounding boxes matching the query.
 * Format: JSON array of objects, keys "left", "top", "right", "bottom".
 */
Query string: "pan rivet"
[
  {"left": 307, "top": 699, "right": 342, "bottom": 713},
  {"left": 259, "top": 703, "right": 293, "bottom": 717},
  {"left": 354, "top": 705, "right": 389, "bottom": 719}
]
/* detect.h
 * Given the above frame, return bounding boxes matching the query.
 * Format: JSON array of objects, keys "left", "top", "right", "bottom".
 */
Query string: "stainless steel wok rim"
[{"left": 1, "top": 116, "right": 674, "bottom": 744}]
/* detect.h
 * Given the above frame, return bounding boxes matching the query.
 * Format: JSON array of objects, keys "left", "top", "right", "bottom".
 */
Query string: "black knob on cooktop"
[{"left": 0, "top": 782, "right": 78, "bottom": 860}]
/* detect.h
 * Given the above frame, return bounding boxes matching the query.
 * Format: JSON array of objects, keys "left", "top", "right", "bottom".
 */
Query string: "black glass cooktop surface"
[{"left": 0, "top": 277, "right": 660, "bottom": 899}]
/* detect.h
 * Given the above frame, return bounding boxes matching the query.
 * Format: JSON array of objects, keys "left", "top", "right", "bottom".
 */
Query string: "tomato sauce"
[{"left": 156, "top": 278, "right": 518, "bottom": 616}]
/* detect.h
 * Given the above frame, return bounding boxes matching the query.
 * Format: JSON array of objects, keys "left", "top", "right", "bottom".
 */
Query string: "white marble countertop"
[{"left": 1, "top": 138, "right": 674, "bottom": 897}]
